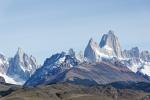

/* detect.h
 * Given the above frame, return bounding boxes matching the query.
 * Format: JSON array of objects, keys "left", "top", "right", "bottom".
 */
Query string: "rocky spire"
[
  {"left": 7, "top": 47, "right": 39, "bottom": 83},
  {"left": 99, "top": 30, "right": 123, "bottom": 58},
  {"left": 84, "top": 38, "right": 101, "bottom": 62}
]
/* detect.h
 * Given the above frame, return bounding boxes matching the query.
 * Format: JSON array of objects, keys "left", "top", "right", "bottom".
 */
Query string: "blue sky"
[{"left": 0, "top": 0, "right": 150, "bottom": 64}]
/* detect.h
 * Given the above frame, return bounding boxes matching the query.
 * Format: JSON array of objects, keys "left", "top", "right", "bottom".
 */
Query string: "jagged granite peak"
[
  {"left": 7, "top": 47, "right": 39, "bottom": 83},
  {"left": 83, "top": 31, "right": 150, "bottom": 78},
  {"left": 84, "top": 38, "right": 101, "bottom": 62},
  {"left": 121, "top": 47, "right": 150, "bottom": 76},
  {"left": 99, "top": 30, "right": 123, "bottom": 58},
  {"left": 68, "top": 48, "right": 75, "bottom": 57},
  {"left": 99, "top": 30, "right": 115, "bottom": 48},
  {"left": 123, "top": 47, "right": 140, "bottom": 58},
  {"left": 17, "top": 47, "right": 24, "bottom": 55}
]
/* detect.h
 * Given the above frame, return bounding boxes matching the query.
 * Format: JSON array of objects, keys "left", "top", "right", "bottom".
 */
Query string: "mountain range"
[{"left": 0, "top": 30, "right": 150, "bottom": 87}]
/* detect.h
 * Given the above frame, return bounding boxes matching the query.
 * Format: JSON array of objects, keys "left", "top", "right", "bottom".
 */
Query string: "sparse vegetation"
[{"left": 0, "top": 83, "right": 150, "bottom": 100}]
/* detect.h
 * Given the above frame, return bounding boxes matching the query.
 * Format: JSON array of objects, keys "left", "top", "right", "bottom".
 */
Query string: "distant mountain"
[
  {"left": 25, "top": 30, "right": 150, "bottom": 87},
  {"left": 84, "top": 38, "right": 101, "bottom": 62},
  {"left": 84, "top": 30, "right": 150, "bottom": 77},
  {"left": 0, "top": 30, "right": 150, "bottom": 87},
  {"left": 25, "top": 52, "right": 148, "bottom": 87},
  {"left": 7, "top": 48, "right": 39, "bottom": 83},
  {"left": 84, "top": 30, "right": 123, "bottom": 62},
  {"left": 25, "top": 50, "right": 79, "bottom": 86},
  {"left": 99, "top": 30, "right": 123, "bottom": 58},
  {"left": 0, "top": 48, "right": 39, "bottom": 85}
]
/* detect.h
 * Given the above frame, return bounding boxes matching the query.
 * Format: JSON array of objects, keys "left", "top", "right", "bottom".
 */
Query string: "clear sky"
[{"left": 0, "top": 0, "right": 150, "bottom": 64}]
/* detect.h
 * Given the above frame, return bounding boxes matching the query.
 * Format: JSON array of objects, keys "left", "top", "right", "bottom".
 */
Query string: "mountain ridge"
[
  {"left": 0, "top": 30, "right": 150, "bottom": 87},
  {"left": 25, "top": 30, "right": 150, "bottom": 87}
]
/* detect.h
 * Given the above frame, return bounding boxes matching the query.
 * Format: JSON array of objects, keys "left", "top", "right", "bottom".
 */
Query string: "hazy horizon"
[{"left": 0, "top": 0, "right": 150, "bottom": 64}]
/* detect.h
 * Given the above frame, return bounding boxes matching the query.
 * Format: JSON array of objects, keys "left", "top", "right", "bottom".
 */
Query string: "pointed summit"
[
  {"left": 108, "top": 30, "right": 115, "bottom": 35},
  {"left": 99, "top": 30, "right": 123, "bottom": 58},
  {"left": 84, "top": 38, "right": 101, "bottom": 62},
  {"left": 16, "top": 47, "right": 24, "bottom": 56},
  {"left": 7, "top": 48, "right": 39, "bottom": 83},
  {"left": 87, "top": 38, "right": 95, "bottom": 46},
  {"left": 17, "top": 47, "right": 24, "bottom": 53},
  {"left": 88, "top": 38, "right": 98, "bottom": 47},
  {"left": 100, "top": 30, "right": 118, "bottom": 48},
  {"left": 89, "top": 37, "right": 93, "bottom": 42}
]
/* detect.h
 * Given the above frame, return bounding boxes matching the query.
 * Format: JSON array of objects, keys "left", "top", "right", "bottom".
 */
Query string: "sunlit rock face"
[{"left": 7, "top": 48, "right": 39, "bottom": 83}]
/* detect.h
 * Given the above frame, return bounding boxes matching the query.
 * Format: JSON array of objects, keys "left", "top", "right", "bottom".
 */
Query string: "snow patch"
[
  {"left": 140, "top": 64, "right": 150, "bottom": 76},
  {"left": 0, "top": 59, "right": 4, "bottom": 65},
  {"left": 0, "top": 73, "right": 24, "bottom": 85},
  {"left": 128, "top": 64, "right": 139, "bottom": 73},
  {"left": 103, "top": 45, "right": 113, "bottom": 51}
]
